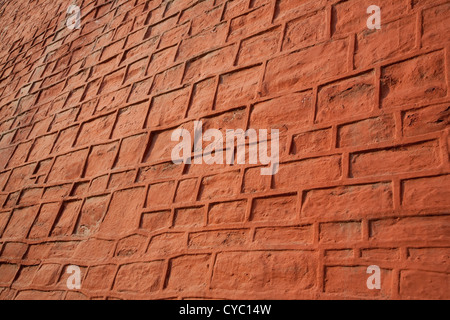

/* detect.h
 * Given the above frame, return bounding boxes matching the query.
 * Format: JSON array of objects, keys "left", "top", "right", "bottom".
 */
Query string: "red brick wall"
[{"left": 0, "top": 0, "right": 449, "bottom": 300}]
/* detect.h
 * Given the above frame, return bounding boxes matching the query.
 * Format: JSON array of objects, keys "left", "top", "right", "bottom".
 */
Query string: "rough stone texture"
[{"left": 0, "top": 0, "right": 449, "bottom": 300}]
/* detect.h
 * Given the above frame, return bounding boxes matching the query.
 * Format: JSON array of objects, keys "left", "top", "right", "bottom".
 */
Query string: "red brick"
[
  {"left": 338, "top": 115, "right": 395, "bottom": 148},
  {"left": 302, "top": 183, "right": 393, "bottom": 220},
  {"left": 114, "top": 261, "right": 164, "bottom": 292},
  {"left": 166, "top": 254, "right": 211, "bottom": 291},
  {"left": 403, "top": 104, "right": 449, "bottom": 137},
  {"left": 188, "top": 229, "right": 250, "bottom": 249},
  {"left": 183, "top": 46, "right": 236, "bottom": 84},
  {"left": 98, "top": 187, "right": 146, "bottom": 237},
  {"left": 400, "top": 270, "right": 450, "bottom": 299},
  {"left": 282, "top": 10, "right": 327, "bottom": 51},
  {"left": 273, "top": 156, "right": 342, "bottom": 189},
  {"left": 381, "top": 51, "right": 447, "bottom": 108},
  {"left": 211, "top": 251, "right": 317, "bottom": 292},
  {"left": 208, "top": 200, "right": 247, "bottom": 225},
  {"left": 350, "top": 140, "right": 441, "bottom": 178},
  {"left": 319, "top": 221, "right": 362, "bottom": 244},
  {"left": 254, "top": 225, "right": 314, "bottom": 246},
  {"left": 3, "top": 206, "right": 39, "bottom": 239},
  {"left": 251, "top": 194, "right": 297, "bottom": 222},
  {"left": 317, "top": 72, "right": 376, "bottom": 124},
  {"left": 370, "top": 216, "right": 450, "bottom": 242},
  {"left": 325, "top": 266, "right": 393, "bottom": 298},
  {"left": 262, "top": 39, "right": 349, "bottom": 96},
  {"left": 141, "top": 210, "right": 172, "bottom": 232},
  {"left": 47, "top": 149, "right": 89, "bottom": 183},
  {"left": 422, "top": 3, "right": 450, "bottom": 47}
]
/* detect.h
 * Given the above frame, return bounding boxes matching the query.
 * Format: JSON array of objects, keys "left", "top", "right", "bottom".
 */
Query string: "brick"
[
  {"left": 208, "top": 200, "right": 247, "bottom": 225},
  {"left": 215, "top": 65, "right": 261, "bottom": 111},
  {"left": 177, "top": 23, "right": 228, "bottom": 61},
  {"left": 274, "top": 0, "right": 328, "bottom": 23},
  {"left": 237, "top": 27, "right": 281, "bottom": 65},
  {"left": 98, "top": 187, "right": 146, "bottom": 237},
  {"left": 42, "top": 184, "right": 71, "bottom": 201},
  {"left": 51, "top": 200, "right": 82, "bottom": 237},
  {"left": 319, "top": 221, "right": 362, "bottom": 244},
  {"left": 32, "top": 264, "right": 60, "bottom": 286},
  {"left": 350, "top": 140, "right": 441, "bottom": 178},
  {"left": 112, "top": 101, "right": 148, "bottom": 138},
  {"left": 408, "top": 247, "right": 450, "bottom": 265},
  {"left": 174, "top": 178, "right": 198, "bottom": 203},
  {"left": 85, "top": 142, "right": 119, "bottom": 177},
  {"left": 52, "top": 126, "right": 78, "bottom": 154},
  {"left": 354, "top": 16, "right": 415, "bottom": 69},
  {"left": 400, "top": 270, "right": 450, "bottom": 299},
  {"left": 381, "top": 51, "right": 447, "bottom": 108},
  {"left": 198, "top": 171, "right": 241, "bottom": 200},
  {"left": 47, "top": 149, "right": 89, "bottom": 183},
  {"left": 137, "top": 162, "right": 183, "bottom": 182},
  {"left": 147, "top": 46, "right": 178, "bottom": 76},
  {"left": 147, "top": 87, "right": 190, "bottom": 128},
  {"left": 151, "top": 64, "right": 184, "bottom": 95},
  {"left": 77, "top": 114, "right": 116, "bottom": 146},
  {"left": 174, "top": 207, "right": 205, "bottom": 228},
  {"left": 3, "top": 206, "right": 39, "bottom": 239},
  {"left": 291, "top": 128, "right": 332, "bottom": 155},
  {"left": 29, "top": 203, "right": 60, "bottom": 239},
  {"left": 273, "top": 156, "right": 342, "bottom": 189},
  {"left": 15, "top": 290, "right": 64, "bottom": 300},
  {"left": 166, "top": 254, "right": 211, "bottom": 291},
  {"left": 211, "top": 251, "right": 317, "bottom": 291},
  {"left": 108, "top": 170, "right": 136, "bottom": 189},
  {"left": 1, "top": 242, "right": 28, "bottom": 259},
  {"left": 370, "top": 216, "right": 450, "bottom": 242},
  {"left": 188, "top": 229, "right": 250, "bottom": 249},
  {"left": 141, "top": 210, "right": 172, "bottom": 232},
  {"left": 402, "top": 175, "right": 450, "bottom": 209},
  {"left": 75, "top": 195, "right": 109, "bottom": 236},
  {"left": 251, "top": 194, "right": 297, "bottom": 222},
  {"left": 262, "top": 39, "right": 348, "bottom": 96},
  {"left": 422, "top": 3, "right": 450, "bottom": 47},
  {"left": 115, "top": 133, "right": 148, "bottom": 168},
  {"left": 228, "top": 5, "right": 273, "bottom": 42},
  {"left": 0, "top": 264, "right": 19, "bottom": 286},
  {"left": 338, "top": 115, "right": 395, "bottom": 148},
  {"left": 147, "top": 233, "right": 186, "bottom": 257},
  {"left": 402, "top": 104, "right": 449, "bottom": 137},
  {"left": 116, "top": 235, "right": 148, "bottom": 258},
  {"left": 242, "top": 167, "right": 271, "bottom": 193},
  {"left": 114, "top": 261, "right": 164, "bottom": 292},
  {"left": 325, "top": 266, "right": 393, "bottom": 298},
  {"left": 183, "top": 46, "right": 235, "bottom": 84},
  {"left": 317, "top": 72, "right": 376, "bottom": 124},
  {"left": 302, "top": 183, "right": 393, "bottom": 220},
  {"left": 73, "top": 239, "right": 115, "bottom": 261},
  {"left": 146, "top": 181, "right": 175, "bottom": 207},
  {"left": 332, "top": 0, "right": 407, "bottom": 36},
  {"left": 191, "top": 5, "right": 223, "bottom": 35},
  {"left": 361, "top": 248, "right": 400, "bottom": 261},
  {"left": 83, "top": 265, "right": 116, "bottom": 291},
  {"left": 254, "top": 225, "right": 314, "bottom": 246},
  {"left": 282, "top": 11, "right": 327, "bottom": 51}
]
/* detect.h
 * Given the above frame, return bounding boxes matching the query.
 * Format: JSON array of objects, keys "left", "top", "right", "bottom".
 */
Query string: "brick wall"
[{"left": 0, "top": 0, "right": 449, "bottom": 300}]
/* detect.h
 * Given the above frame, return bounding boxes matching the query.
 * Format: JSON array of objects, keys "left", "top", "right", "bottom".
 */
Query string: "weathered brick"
[
  {"left": 350, "top": 140, "right": 440, "bottom": 178},
  {"left": 262, "top": 39, "right": 348, "bottom": 96},
  {"left": 381, "top": 51, "right": 447, "bottom": 108},
  {"left": 211, "top": 251, "right": 317, "bottom": 292},
  {"left": 302, "top": 183, "right": 393, "bottom": 220}
]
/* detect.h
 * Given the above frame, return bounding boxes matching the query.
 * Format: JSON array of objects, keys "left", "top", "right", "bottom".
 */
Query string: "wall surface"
[{"left": 0, "top": 0, "right": 449, "bottom": 300}]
